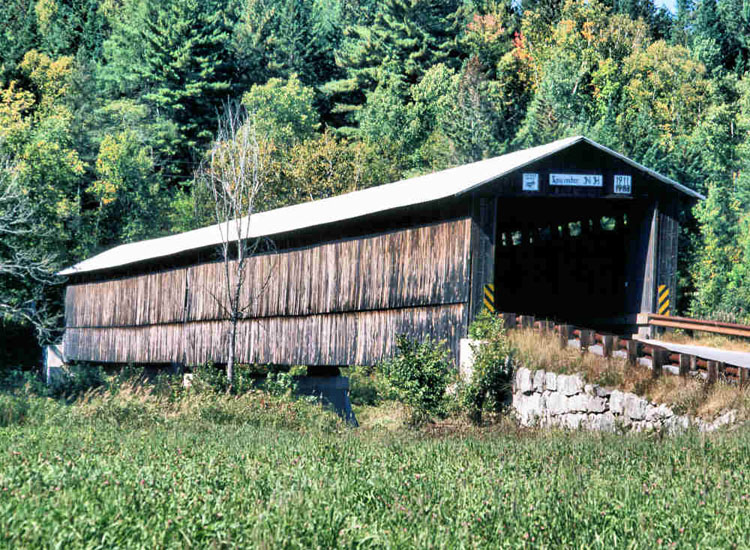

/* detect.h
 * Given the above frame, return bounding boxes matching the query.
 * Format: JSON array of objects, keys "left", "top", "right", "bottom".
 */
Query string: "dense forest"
[{"left": 2, "top": 0, "right": 750, "bottom": 364}]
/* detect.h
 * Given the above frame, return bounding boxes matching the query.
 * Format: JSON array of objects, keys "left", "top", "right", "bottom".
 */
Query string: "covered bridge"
[{"left": 59, "top": 136, "right": 702, "bottom": 368}]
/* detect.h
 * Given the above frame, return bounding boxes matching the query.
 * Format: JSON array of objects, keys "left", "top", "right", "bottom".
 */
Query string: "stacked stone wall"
[{"left": 512, "top": 368, "right": 736, "bottom": 433}]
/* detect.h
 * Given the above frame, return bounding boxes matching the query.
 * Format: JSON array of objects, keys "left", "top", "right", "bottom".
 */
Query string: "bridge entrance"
[{"left": 493, "top": 198, "right": 639, "bottom": 332}]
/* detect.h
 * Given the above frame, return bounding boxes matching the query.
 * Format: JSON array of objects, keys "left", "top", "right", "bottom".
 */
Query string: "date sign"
[{"left": 614, "top": 175, "right": 632, "bottom": 194}]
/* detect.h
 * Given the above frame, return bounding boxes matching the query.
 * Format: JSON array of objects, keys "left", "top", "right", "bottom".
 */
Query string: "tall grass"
[{"left": 0, "top": 393, "right": 748, "bottom": 548}]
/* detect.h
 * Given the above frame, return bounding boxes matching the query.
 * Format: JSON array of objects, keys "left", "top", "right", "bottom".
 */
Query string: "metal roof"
[{"left": 59, "top": 135, "right": 702, "bottom": 276}]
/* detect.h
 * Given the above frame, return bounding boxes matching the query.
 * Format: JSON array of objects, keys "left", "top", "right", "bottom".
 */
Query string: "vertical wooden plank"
[
  {"left": 519, "top": 315, "right": 535, "bottom": 329},
  {"left": 707, "top": 361, "right": 718, "bottom": 384},
  {"left": 580, "top": 329, "right": 594, "bottom": 351},
  {"left": 558, "top": 324, "right": 570, "bottom": 349},
  {"left": 637, "top": 203, "right": 659, "bottom": 331},
  {"left": 501, "top": 312, "right": 516, "bottom": 329},
  {"left": 602, "top": 335, "right": 614, "bottom": 358},
  {"left": 739, "top": 367, "right": 748, "bottom": 389},
  {"left": 652, "top": 348, "right": 668, "bottom": 378},
  {"left": 626, "top": 340, "right": 640, "bottom": 366},
  {"left": 656, "top": 198, "right": 680, "bottom": 317},
  {"left": 678, "top": 354, "right": 691, "bottom": 377}
]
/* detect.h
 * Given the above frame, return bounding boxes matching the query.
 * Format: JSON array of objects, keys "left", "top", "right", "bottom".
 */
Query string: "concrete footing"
[{"left": 295, "top": 376, "right": 358, "bottom": 426}]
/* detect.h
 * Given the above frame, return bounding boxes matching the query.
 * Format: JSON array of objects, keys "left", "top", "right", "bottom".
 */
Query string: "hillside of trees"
[{"left": 2, "top": 0, "right": 750, "bottom": 363}]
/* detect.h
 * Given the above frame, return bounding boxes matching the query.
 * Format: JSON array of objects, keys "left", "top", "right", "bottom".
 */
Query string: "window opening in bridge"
[{"left": 600, "top": 216, "right": 616, "bottom": 231}]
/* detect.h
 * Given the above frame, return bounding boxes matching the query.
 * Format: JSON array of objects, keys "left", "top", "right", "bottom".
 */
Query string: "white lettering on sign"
[
  {"left": 613, "top": 175, "right": 632, "bottom": 194},
  {"left": 549, "top": 174, "right": 603, "bottom": 187},
  {"left": 522, "top": 173, "right": 539, "bottom": 191}
]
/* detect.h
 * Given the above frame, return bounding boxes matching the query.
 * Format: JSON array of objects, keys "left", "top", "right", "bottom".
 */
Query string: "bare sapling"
[{"left": 199, "top": 103, "right": 270, "bottom": 390}]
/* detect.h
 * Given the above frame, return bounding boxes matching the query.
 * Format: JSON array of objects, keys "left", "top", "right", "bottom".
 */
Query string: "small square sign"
[
  {"left": 614, "top": 175, "right": 632, "bottom": 194},
  {"left": 522, "top": 173, "right": 539, "bottom": 191}
]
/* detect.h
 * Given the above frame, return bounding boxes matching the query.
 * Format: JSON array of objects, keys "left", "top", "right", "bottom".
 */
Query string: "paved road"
[{"left": 635, "top": 337, "right": 750, "bottom": 368}]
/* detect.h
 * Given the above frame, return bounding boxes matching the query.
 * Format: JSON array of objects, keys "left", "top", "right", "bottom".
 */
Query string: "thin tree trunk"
[{"left": 228, "top": 314, "right": 237, "bottom": 392}]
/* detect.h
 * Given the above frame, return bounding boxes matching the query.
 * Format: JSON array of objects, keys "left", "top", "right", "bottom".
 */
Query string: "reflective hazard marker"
[
  {"left": 483, "top": 283, "right": 495, "bottom": 313},
  {"left": 658, "top": 284, "right": 670, "bottom": 316}
]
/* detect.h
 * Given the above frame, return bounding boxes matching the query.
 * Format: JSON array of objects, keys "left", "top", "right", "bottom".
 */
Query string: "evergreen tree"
[
  {"left": 717, "top": 0, "right": 750, "bottom": 73},
  {"left": 232, "top": 0, "right": 343, "bottom": 89},
  {"left": 101, "top": 0, "right": 233, "bottom": 176},
  {"left": 34, "top": 0, "right": 108, "bottom": 61},
  {"left": 323, "top": 0, "right": 462, "bottom": 128},
  {"left": 0, "top": 0, "right": 39, "bottom": 85},
  {"left": 608, "top": 0, "right": 671, "bottom": 39},
  {"left": 690, "top": 181, "right": 741, "bottom": 317},
  {"left": 670, "top": 0, "right": 694, "bottom": 47},
  {"left": 693, "top": 0, "right": 737, "bottom": 72}
]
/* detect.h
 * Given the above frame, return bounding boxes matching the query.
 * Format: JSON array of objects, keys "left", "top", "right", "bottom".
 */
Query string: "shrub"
[
  {"left": 463, "top": 312, "right": 516, "bottom": 425},
  {"left": 47, "top": 363, "right": 107, "bottom": 400},
  {"left": 190, "top": 362, "right": 260, "bottom": 395},
  {"left": 380, "top": 336, "right": 452, "bottom": 426},
  {"left": 345, "top": 365, "right": 382, "bottom": 406},
  {"left": 264, "top": 371, "right": 297, "bottom": 397},
  {"left": 0, "top": 393, "right": 30, "bottom": 427}
]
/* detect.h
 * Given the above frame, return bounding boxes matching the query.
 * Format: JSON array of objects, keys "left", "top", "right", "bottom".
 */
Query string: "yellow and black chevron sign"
[
  {"left": 483, "top": 283, "right": 495, "bottom": 313},
  {"left": 658, "top": 284, "right": 670, "bottom": 316}
]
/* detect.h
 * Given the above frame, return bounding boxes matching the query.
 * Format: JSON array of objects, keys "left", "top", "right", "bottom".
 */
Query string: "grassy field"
[{"left": 1, "top": 389, "right": 749, "bottom": 549}]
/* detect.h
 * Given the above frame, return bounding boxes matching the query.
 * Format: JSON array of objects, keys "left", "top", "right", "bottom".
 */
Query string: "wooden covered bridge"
[{"left": 59, "top": 136, "right": 702, "bottom": 368}]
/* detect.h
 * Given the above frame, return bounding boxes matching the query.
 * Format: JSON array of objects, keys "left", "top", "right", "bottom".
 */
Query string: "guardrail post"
[
  {"left": 652, "top": 348, "right": 668, "bottom": 378},
  {"left": 501, "top": 313, "right": 516, "bottom": 330},
  {"left": 523, "top": 315, "right": 535, "bottom": 329},
  {"left": 678, "top": 354, "right": 691, "bottom": 377},
  {"left": 690, "top": 355, "right": 698, "bottom": 374},
  {"left": 626, "top": 340, "right": 640, "bottom": 366},
  {"left": 580, "top": 329, "right": 594, "bottom": 352},
  {"left": 559, "top": 325, "right": 570, "bottom": 349},
  {"left": 740, "top": 367, "right": 748, "bottom": 389},
  {"left": 602, "top": 335, "right": 614, "bottom": 358},
  {"left": 707, "top": 361, "right": 718, "bottom": 385}
]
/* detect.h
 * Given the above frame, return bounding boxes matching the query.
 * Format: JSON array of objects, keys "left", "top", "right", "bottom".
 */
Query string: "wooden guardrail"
[
  {"left": 643, "top": 313, "right": 750, "bottom": 339},
  {"left": 498, "top": 312, "right": 749, "bottom": 388}
]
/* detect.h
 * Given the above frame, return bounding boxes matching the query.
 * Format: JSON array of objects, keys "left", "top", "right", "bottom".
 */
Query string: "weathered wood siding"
[
  {"left": 64, "top": 218, "right": 471, "bottom": 365},
  {"left": 64, "top": 304, "right": 466, "bottom": 365}
]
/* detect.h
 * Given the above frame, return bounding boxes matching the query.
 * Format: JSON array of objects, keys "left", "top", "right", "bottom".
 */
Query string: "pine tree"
[
  {"left": 323, "top": 0, "right": 462, "bottom": 128},
  {"left": 232, "top": 0, "right": 342, "bottom": 88},
  {"left": 101, "top": 0, "right": 233, "bottom": 176},
  {"left": 0, "top": 0, "right": 39, "bottom": 85},
  {"left": 693, "top": 0, "right": 737, "bottom": 71},
  {"left": 690, "top": 181, "right": 741, "bottom": 317},
  {"left": 34, "top": 0, "right": 108, "bottom": 60}
]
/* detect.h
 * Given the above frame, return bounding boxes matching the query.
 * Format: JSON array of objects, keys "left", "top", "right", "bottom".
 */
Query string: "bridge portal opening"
[{"left": 493, "top": 198, "right": 651, "bottom": 334}]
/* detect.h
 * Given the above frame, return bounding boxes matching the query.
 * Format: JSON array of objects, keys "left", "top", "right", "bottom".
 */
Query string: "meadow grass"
[{"left": 1, "top": 389, "right": 749, "bottom": 549}]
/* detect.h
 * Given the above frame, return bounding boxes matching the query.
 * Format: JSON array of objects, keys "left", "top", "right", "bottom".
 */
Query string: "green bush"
[
  {"left": 190, "top": 362, "right": 260, "bottom": 395},
  {"left": 380, "top": 335, "right": 451, "bottom": 426},
  {"left": 264, "top": 371, "right": 297, "bottom": 397},
  {"left": 47, "top": 363, "right": 107, "bottom": 399},
  {"left": 345, "top": 365, "right": 382, "bottom": 406},
  {"left": 463, "top": 312, "right": 516, "bottom": 424},
  {"left": 0, "top": 393, "right": 30, "bottom": 427}
]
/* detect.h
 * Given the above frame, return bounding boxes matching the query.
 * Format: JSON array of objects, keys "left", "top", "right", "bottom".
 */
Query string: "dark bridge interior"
[{"left": 494, "top": 198, "right": 647, "bottom": 333}]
